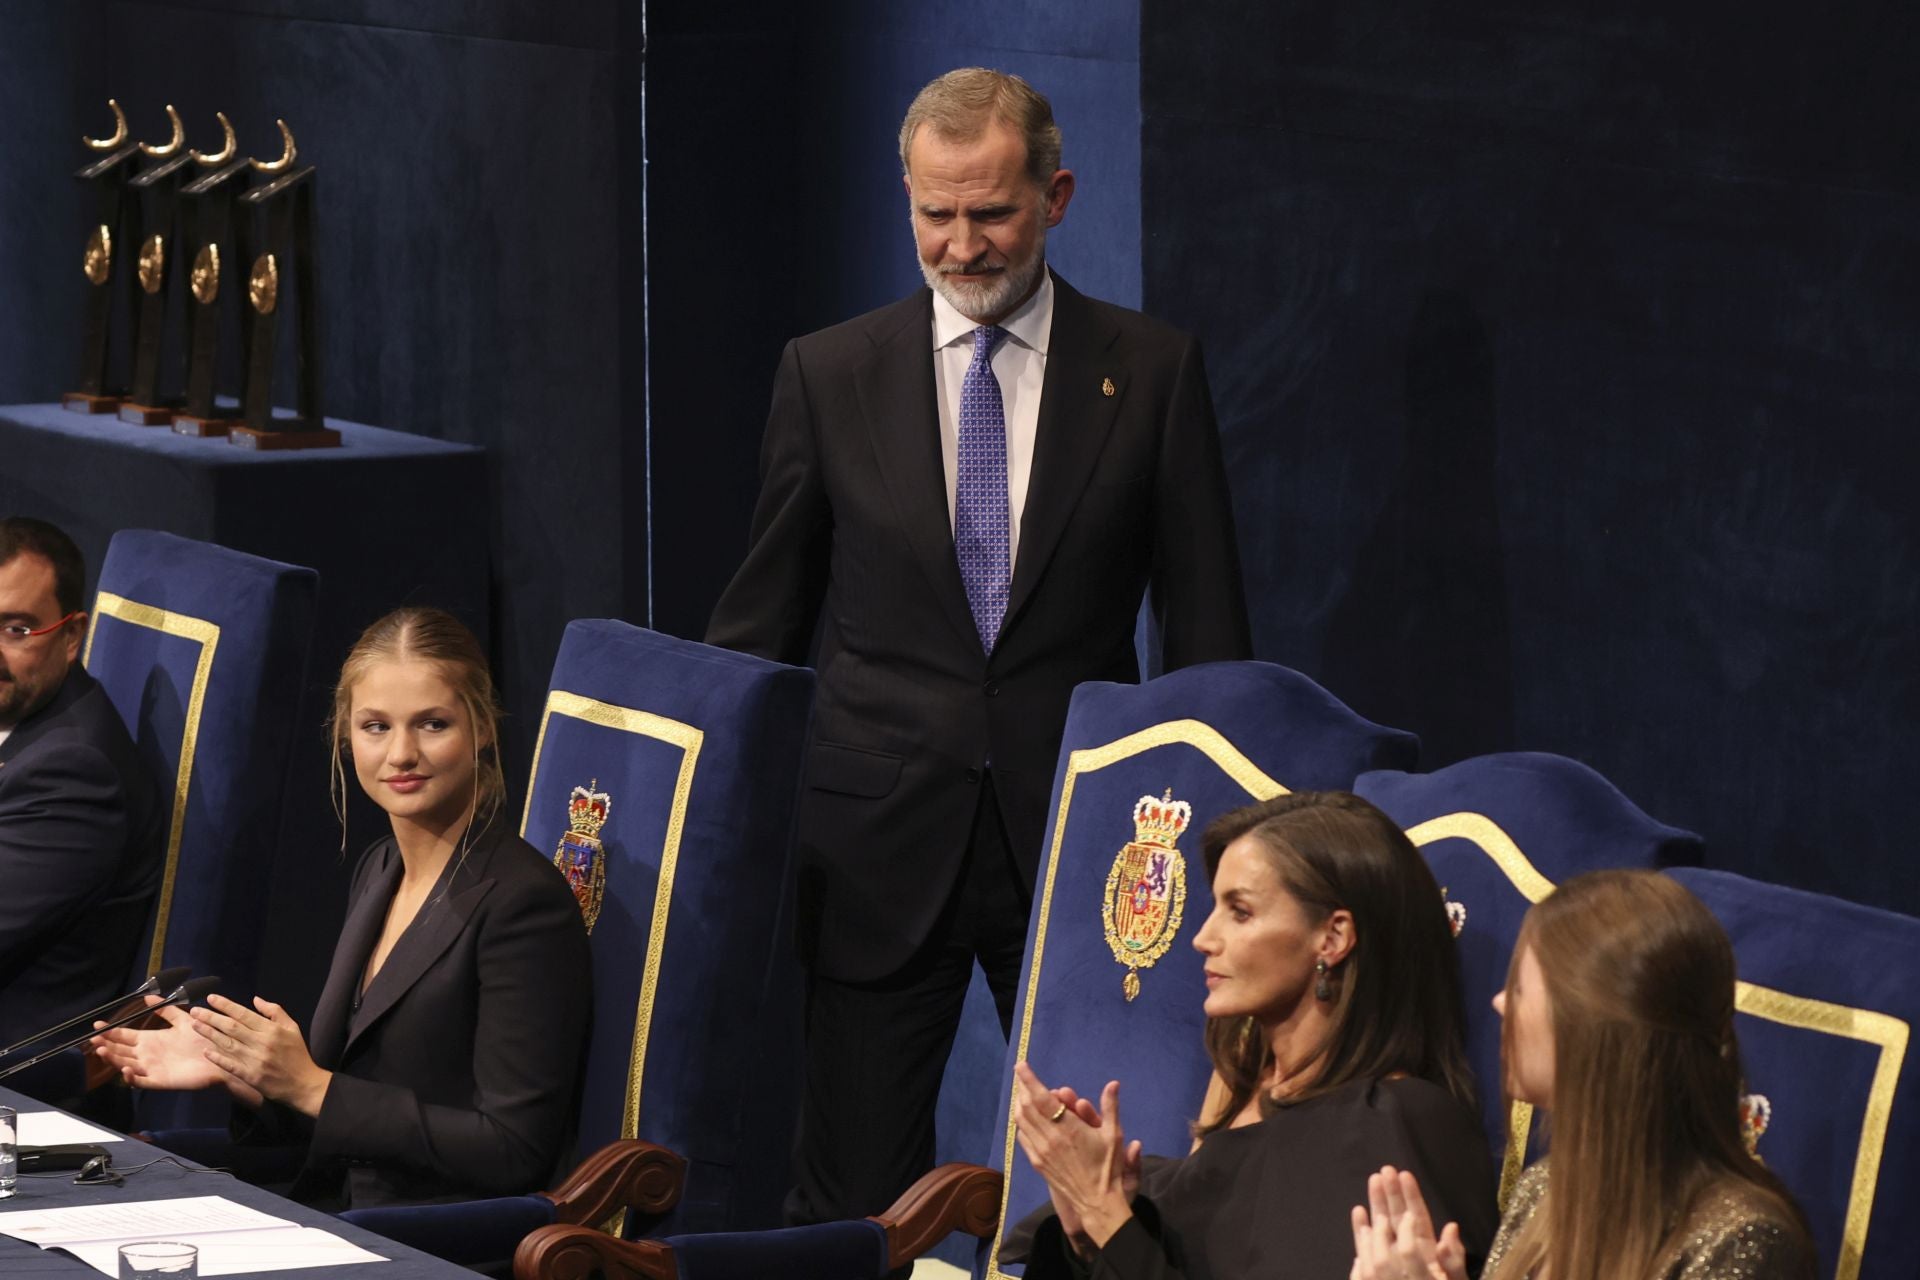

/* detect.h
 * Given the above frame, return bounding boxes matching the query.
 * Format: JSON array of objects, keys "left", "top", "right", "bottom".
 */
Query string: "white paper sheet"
[
  {"left": 0, "top": 1195, "right": 386, "bottom": 1276},
  {"left": 13, "top": 1111, "right": 124, "bottom": 1147},
  {"left": 0, "top": 1194, "right": 290, "bottom": 1246},
  {"left": 63, "top": 1226, "right": 387, "bottom": 1276}
]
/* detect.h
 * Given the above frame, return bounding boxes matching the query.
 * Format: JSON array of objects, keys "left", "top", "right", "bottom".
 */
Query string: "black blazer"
[
  {"left": 0, "top": 667, "right": 163, "bottom": 1052},
  {"left": 245, "top": 817, "right": 592, "bottom": 1209},
  {"left": 708, "top": 273, "right": 1252, "bottom": 981}
]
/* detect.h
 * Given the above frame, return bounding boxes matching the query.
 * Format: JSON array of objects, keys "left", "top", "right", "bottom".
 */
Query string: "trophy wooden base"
[
  {"left": 171, "top": 413, "right": 235, "bottom": 438},
  {"left": 229, "top": 423, "right": 342, "bottom": 451},
  {"left": 61, "top": 392, "right": 121, "bottom": 415},
  {"left": 116, "top": 402, "right": 176, "bottom": 426}
]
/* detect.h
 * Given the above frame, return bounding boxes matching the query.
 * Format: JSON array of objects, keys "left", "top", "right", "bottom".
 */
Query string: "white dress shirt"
[{"left": 931, "top": 269, "right": 1054, "bottom": 571}]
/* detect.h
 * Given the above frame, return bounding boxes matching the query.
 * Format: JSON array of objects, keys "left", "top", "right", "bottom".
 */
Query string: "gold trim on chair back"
[
  {"left": 521, "top": 689, "right": 704, "bottom": 1236},
  {"left": 1731, "top": 982, "right": 1906, "bottom": 1280},
  {"left": 83, "top": 593, "right": 221, "bottom": 975},
  {"left": 986, "top": 719, "right": 1287, "bottom": 1280}
]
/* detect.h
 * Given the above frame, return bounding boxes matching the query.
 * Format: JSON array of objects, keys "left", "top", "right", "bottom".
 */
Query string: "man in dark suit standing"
[
  {"left": 0, "top": 518, "right": 163, "bottom": 1067},
  {"left": 707, "top": 69, "right": 1251, "bottom": 1224}
]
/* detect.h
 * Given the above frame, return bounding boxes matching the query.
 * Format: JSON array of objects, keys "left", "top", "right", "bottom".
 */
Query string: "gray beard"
[{"left": 919, "top": 236, "right": 1047, "bottom": 325}]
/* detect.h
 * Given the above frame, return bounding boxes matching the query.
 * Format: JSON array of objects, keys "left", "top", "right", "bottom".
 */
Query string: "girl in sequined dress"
[{"left": 1350, "top": 868, "right": 1814, "bottom": 1280}]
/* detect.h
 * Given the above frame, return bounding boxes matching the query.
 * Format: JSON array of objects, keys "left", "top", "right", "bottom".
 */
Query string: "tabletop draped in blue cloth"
[{"left": 0, "top": 1085, "right": 471, "bottom": 1277}]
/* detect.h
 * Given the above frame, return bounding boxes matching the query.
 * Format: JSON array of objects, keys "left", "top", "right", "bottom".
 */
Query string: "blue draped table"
[
  {"left": 0, "top": 1086, "right": 470, "bottom": 1277},
  {"left": 0, "top": 404, "right": 493, "bottom": 1113}
]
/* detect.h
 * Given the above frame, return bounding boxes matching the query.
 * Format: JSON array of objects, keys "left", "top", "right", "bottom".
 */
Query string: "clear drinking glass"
[
  {"left": 0, "top": 1105, "right": 16, "bottom": 1199},
  {"left": 118, "top": 1242, "right": 198, "bottom": 1279}
]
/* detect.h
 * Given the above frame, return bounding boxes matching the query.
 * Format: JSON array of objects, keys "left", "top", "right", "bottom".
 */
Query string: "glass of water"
[
  {"left": 118, "top": 1242, "right": 198, "bottom": 1278},
  {"left": 0, "top": 1105, "right": 16, "bottom": 1199}
]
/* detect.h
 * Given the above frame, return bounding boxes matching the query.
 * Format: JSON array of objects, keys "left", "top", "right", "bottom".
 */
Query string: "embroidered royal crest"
[
  {"left": 1103, "top": 790, "right": 1191, "bottom": 1002},
  {"left": 552, "top": 779, "right": 611, "bottom": 933},
  {"left": 1442, "top": 886, "right": 1467, "bottom": 938},
  {"left": 1738, "top": 1092, "right": 1772, "bottom": 1158}
]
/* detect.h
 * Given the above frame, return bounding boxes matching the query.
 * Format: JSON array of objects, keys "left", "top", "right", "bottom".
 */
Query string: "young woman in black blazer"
[{"left": 96, "top": 607, "right": 592, "bottom": 1208}]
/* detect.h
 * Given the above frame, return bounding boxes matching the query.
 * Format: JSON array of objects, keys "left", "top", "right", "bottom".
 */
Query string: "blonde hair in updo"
[{"left": 327, "top": 607, "right": 505, "bottom": 841}]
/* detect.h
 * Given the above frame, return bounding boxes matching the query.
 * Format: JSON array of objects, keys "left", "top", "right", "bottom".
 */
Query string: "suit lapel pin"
[{"left": 1101, "top": 376, "right": 1115, "bottom": 397}]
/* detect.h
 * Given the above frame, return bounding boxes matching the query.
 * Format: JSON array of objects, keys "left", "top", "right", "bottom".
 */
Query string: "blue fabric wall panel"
[
  {"left": 94, "top": 4, "right": 626, "bottom": 784},
  {"left": 0, "top": 3, "right": 104, "bottom": 404},
  {"left": 102, "top": 0, "right": 616, "bottom": 49},
  {"left": 1141, "top": 0, "right": 1920, "bottom": 914}
]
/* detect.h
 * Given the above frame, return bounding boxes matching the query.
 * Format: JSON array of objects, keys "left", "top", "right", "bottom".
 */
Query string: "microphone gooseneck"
[
  {"left": 0, "top": 966, "right": 196, "bottom": 1061},
  {"left": 0, "top": 975, "right": 223, "bottom": 1083}
]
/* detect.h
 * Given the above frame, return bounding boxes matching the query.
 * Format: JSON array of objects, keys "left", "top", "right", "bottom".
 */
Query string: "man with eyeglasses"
[{"left": 0, "top": 517, "right": 162, "bottom": 1089}]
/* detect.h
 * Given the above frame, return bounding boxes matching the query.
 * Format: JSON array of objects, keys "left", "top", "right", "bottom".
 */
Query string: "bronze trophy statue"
[
  {"left": 61, "top": 101, "right": 145, "bottom": 415},
  {"left": 231, "top": 119, "right": 337, "bottom": 449},
  {"left": 117, "top": 105, "right": 196, "bottom": 424},
  {"left": 172, "top": 112, "right": 253, "bottom": 436}
]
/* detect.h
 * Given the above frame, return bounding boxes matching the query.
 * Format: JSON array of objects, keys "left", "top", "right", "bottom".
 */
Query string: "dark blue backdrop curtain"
[{"left": 1138, "top": 0, "right": 1920, "bottom": 915}]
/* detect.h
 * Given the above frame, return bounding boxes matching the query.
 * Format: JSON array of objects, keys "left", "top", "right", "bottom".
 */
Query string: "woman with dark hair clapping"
[{"left": 1011, "top": 791, "right": 1498, "bottom": 1279}]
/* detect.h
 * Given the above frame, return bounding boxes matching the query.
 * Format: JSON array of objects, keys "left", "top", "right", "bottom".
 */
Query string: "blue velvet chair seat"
[{"left": 341, "top": 1196, "right": 557, "bottom": 1269}]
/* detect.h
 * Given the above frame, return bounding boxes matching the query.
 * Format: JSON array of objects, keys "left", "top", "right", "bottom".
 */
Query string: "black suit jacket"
[
  {"left": 244, "top": 817, "right": 592, "bottom": 1209},
  {"left": 708, "top": 274, "right": 1251, "bottom": 981},
  {"left": 0, "top": 667, "right": 163, "bottom": 1050}
]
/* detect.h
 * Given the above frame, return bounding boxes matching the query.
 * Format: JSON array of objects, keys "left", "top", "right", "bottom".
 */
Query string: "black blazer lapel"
[
  {"left": 1005, "top": 274, "right": 1126, "bottom": 632},
  {"left": 344, "top": 873, "right": 496, "bottom": 1058},
  {"left": 308, "top": 845, "right": 401, "bottom": 1067},
  {"left": 853, "top": 291, "right": 983, "bottom": 655}
]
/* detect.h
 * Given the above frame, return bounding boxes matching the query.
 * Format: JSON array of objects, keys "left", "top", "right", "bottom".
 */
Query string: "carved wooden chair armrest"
[
  {"left": 513, "top": 1161, "right": 1003, "bottom": 1280},
  {"left": 548, "top": 1138, "right": 688, "bottom": 1226}
]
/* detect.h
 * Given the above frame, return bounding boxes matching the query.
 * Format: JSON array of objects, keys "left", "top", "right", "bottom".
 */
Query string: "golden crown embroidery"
[
  {"left": 1103, "top": 790, "right": 1191, "bottom": 1001},
  {"left": 553, "top": 779, "right": 611, "bottom": 933}
]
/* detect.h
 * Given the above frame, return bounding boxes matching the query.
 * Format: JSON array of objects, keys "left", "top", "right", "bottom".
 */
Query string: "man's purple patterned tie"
[{"left": 956, "top": 325, "right": 1011, "bottom": 652}]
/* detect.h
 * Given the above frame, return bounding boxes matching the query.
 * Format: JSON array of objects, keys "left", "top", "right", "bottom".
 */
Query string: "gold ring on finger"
[{"left": 1048, "top": 1103, "right": 1067, "bottom": 1123}]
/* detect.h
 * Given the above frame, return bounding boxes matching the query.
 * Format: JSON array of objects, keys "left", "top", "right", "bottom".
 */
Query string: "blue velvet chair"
[
  {"left": 1354, "top": 752, "right": 1702, "bottom": 1197},
  {"left": 1669, "top": 868, "right": 1920, "bottom": 1280},
  {"left": 975, "top": 661, "right": 1417, "bottom": 1277},
  {"left": 339, "top": 620, "right": 815, "bottom": 1265},
  {"left": 84, "top": 530, "right": 318, "bottom": 1125},
  {"left": 510, "top": 660, "right": 1417, "bottom": 1280}
]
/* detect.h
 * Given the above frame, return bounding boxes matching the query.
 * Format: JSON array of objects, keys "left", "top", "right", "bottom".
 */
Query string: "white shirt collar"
[{"left": 931, "top": 267, "right": 1054, "bottom": 356}]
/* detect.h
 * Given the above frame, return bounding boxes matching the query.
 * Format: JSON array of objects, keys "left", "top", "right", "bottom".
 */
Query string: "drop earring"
[{"left": 1313, "top": 958, "right": 1331, "bottom": 1001}]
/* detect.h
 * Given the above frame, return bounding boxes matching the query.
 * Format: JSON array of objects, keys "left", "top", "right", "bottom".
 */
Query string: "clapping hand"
[
  {"left": 91, "top": 994, "right": 262, "bottom": 1107},
  {"left": 1012, "top": 1061, "right": 1141, "bottom": 1252},
  {"left": 1349, "top": 1165, "right": 1467, "bottom": 1280},
  {"left": 189, "top": 994, "right": 332, "bottom": 1117}
]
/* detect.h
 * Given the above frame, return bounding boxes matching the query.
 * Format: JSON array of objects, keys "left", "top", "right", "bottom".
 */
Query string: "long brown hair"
[
  {"left": 1194, "top": 791, "right": 1474, "bottom": 1136},
  {"left": 1490, "top": 870, "right": 1809, "bottom": 1280},
  {"left": 327, "top": 607, "right": 504, "bottom": 840}
]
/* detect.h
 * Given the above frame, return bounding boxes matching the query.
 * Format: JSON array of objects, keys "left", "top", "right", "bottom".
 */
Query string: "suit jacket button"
[
  {"left": 964, "top": 768, "right": 981, "bottom": 784},
  {"left": 983, "top": 682, "right": 1000, "bottom": 696}
]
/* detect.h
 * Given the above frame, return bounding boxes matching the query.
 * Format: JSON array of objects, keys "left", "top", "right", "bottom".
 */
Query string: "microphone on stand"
[
  {"left": 0, "top": 966, "right": 194, "bottom": 1062},
  {"left": 0, "top": 976, "right": 222, "bottom": 1083}
]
